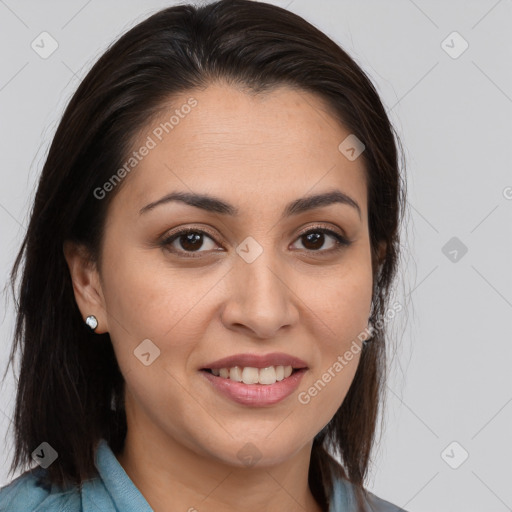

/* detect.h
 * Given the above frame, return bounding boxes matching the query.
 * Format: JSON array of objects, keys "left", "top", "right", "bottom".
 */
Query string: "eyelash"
[{"left": 160, "top": 225, "right": 352, "bottom": 259}]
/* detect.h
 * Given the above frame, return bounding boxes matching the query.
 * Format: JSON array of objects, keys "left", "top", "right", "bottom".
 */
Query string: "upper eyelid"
[
  {"left": 163, "top": 223, "right": 344, "bottom": 238},
  {"left": 162, "top": 224, "right": 348, "bottom": 249}
]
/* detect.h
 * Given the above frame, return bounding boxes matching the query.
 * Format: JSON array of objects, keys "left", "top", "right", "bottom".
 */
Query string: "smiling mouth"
[{"left": 201, "top": 365, "right": 303, "bottom": 385}]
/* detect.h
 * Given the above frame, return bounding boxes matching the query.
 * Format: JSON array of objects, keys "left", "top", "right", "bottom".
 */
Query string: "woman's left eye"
[
  {"left": 160, "top": 226, "right": 351, "bottom": 258},
  {"left": 292, "top": 227, "right": 351, "bottom": 252}
]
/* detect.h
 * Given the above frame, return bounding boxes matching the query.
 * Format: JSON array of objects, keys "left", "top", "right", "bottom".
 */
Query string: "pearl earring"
[{"left": 85, "top": 315, "right": 98, "bottom": 331}]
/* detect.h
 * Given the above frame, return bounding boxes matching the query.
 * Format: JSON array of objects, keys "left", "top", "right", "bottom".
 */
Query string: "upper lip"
[{"left": 201, "top": 352, "right": 308, "bottom": 370}]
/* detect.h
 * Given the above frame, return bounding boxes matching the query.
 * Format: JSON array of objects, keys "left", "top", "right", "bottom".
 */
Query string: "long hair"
[{"left": 3, "top": 1, "right": 406, "bottom": 510}]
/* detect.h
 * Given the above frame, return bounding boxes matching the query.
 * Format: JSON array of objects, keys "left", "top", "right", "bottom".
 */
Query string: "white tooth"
[
  {"left": 259, "top": 366, "right": 277, "bottom": 385},
  {"left": 230, "top": 366, "right": 243, "bottom": 382},
  {"left": 242, "top": 367, "right": 259, "bottom": 384},
  {"left": 214, "top": 365, "right": 294, "bottom": 383},
  {"left": 275, "top": 365, "right": 285, "bottom": 381}
]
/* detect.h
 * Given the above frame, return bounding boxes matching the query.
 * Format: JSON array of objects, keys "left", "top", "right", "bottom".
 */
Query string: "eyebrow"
[{"left": 139, "top": 189, "right": 361, "bottom": 220}]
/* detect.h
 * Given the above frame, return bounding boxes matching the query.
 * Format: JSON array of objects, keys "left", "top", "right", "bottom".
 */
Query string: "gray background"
[{"left": 1, "top": 1, "right": 511, "bottom": 511}]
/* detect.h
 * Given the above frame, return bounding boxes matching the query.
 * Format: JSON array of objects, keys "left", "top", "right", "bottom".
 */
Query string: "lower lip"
[{"left": 201, "top": 369, "right": 307, "bottom": 407}]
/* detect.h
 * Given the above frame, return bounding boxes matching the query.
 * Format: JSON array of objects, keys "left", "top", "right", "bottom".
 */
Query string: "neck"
[{"left": 115, "top": 417, "right": 323, "bottom": 512}]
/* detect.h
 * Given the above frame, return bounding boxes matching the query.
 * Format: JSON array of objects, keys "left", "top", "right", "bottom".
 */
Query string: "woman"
[{"left": 0, "top": 1, "right": 407, "bottom": 510}]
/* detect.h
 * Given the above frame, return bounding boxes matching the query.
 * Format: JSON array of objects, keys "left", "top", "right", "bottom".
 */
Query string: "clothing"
[{"left": 0, "top": 439, "right": 406, "bottom": 511}]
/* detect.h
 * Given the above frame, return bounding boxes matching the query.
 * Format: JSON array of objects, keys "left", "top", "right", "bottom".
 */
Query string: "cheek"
[
  {"left": 100, "top": 247, "right": 193, "bottom": 335},
  {"left": 100, "top": 255, "right": 203, "bottom": 424},
  {"left": 294, "top": 260, "right": 372, "bottom": 414},
  {"left": 302, "top": 261, "right": 373, "bottom": 343},
  {"left": 100, "top": 249, "right": 226, "bottom": 380}
]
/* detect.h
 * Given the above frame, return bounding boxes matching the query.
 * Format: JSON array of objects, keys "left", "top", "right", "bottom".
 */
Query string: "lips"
[
  {"left": 201, "top": 366, "right": 308, "bottom": 406},
  {"left": 201, "top": 352, "right": 308, "bottom": 370},
  {"left": 199, "top": 352, "right": 309, "bottom": 405}
]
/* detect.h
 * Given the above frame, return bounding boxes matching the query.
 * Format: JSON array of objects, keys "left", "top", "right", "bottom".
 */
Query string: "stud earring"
[{"left": 85, "top": 315, "right": 98, "bottom": 331}]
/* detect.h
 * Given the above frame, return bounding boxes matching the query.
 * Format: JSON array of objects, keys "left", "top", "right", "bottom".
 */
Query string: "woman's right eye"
[{"left": 161, "top": 229, "right": 221, "bottom": 257}]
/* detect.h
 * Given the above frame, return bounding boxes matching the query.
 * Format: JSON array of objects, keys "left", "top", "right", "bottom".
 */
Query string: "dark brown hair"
[{"left": 3, "top": 1, "right": 406, "bottom": 510}]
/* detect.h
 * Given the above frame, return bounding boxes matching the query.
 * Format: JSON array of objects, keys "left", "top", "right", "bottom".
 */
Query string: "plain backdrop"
[{"left": 0, "top": 1, "right": 511, "bottom": 511}]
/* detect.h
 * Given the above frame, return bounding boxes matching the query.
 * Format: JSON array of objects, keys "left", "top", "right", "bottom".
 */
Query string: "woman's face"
[{"left": 95, "top": 83, "right": 374, "bottom": 466}]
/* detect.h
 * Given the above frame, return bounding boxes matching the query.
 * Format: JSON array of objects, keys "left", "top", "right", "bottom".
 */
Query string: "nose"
[{"left": 220, "top": 251, "right": 299, "bottom": 340}]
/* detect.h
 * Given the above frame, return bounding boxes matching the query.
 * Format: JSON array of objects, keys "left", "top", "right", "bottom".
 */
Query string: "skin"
[{"left": 64, "top": 82, "right": 382, "bottom": 512}]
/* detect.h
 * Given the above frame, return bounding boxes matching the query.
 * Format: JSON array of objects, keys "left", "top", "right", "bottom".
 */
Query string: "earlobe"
[{"left": 63, "top": 240, "right": 109, "bottom": 333}]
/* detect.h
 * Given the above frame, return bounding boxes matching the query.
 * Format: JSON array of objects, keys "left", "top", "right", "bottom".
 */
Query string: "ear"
[{"left": 63, "top": 240, "right": 109, "bottom": 334}]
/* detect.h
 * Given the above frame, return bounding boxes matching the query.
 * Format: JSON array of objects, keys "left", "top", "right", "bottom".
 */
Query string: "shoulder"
[
  {"left": 330, "top": 474, "right": 408, "bottom": 512},
  {"left": 0, "top": 467, "right": 81, "bottom": 512},
  {"left": 363, "top": 489, "right": 409, "bottom": 512},
  {"left": 0, "top": 439, "right": 149, "bottom": 512}
]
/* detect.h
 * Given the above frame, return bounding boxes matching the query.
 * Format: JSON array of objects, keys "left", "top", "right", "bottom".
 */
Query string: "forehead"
[{"left": 113, "top": 83, "right": 368, "bottom": 221}]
